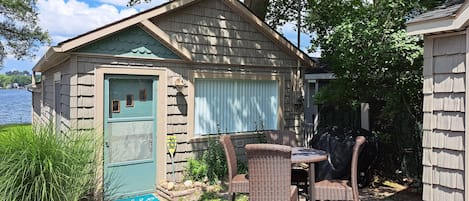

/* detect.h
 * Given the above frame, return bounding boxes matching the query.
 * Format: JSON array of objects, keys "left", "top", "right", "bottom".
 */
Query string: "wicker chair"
[
  {"left": 246, "top": 144, "right": 298, "bottom": 201},
  {"left": 219, "top": 135, "right": 249, "bottom": 201},
  {"left": 314, "top": 136, "right": 366, "bottom": 201},
  {"left": 265, "top": 130, "right": 309, "bottom": 199}
]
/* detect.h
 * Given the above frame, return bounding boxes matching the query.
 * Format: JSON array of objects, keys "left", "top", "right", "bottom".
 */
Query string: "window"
[
  {"left": 194, "top": 79, "right": 279, "bottom": 135},
  {"left": 126, "top": 94, "right": 134, "bottom": 107}
]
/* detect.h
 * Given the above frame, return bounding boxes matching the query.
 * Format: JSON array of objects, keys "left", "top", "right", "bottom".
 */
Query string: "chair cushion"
[
  {"left": 314, "top": 180, "right": 353, "bottom": 200},
  {"left": 231, "top": 173, "right": 249, "bottom": 193}
]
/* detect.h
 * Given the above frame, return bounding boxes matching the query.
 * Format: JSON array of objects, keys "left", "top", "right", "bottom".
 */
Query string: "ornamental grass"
[{"left": 0, "top": 125, "right": 97, "bottom": 201}]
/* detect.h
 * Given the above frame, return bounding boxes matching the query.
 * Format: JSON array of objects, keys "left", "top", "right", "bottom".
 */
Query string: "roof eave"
[
  {"left": 406, "top": 17, "right": 456, "bottom": 35},
  {"left": 32, "top": 47, "right": 69, "bottom": 72},
  {"left": 407, "top": 4, "right": 469, "bottom": 35}
]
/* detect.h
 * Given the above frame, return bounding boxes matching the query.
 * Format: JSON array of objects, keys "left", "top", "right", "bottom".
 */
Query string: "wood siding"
[
  {"left": 33, "top": 59, "right": 72, "bottom": 133},
  {"left": 71, "top": 54, "right": 303, "bottom": 181},
  {"left": 422, "top": 34, "right": 466, "bottom": 201},
  {"left": 153, "top": 0, "right": 299, "bottom": 67}
]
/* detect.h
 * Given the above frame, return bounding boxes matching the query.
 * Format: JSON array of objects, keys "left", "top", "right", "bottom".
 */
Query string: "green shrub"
[
  {"left": 237, "top": 161, "right": 248, "bottom": 174},
  {"left": 184, "top": 137, "right": 227, "bottom": 184},
  {"left": 198, "top": 192, "right": 222, "bottom": 201},
  {"left": 0, "top": 125, "right": 97, "bottom": 201},
  {"left": 185, "top": 158, "right": 208, "bottom": 181},
  {"left": 203, "top": 138, "right": 227, "bottom": 184}
]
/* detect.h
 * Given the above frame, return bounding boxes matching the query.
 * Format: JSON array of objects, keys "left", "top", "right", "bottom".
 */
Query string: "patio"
[
  {"left": 154, "top": 180, "right": 421, "bottom": 201},
  {"left": 168, "top": 130, "right": 376, "bottom": 200}
]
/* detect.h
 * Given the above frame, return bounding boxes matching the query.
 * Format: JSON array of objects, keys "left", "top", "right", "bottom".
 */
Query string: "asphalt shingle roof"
[{"left": 407, "top": 0, "right": 465, "bottom": 24}]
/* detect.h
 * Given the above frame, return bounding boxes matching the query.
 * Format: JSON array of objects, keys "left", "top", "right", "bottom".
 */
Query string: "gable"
[
  {"left": 153, "top": 0, "right": 300, "bottom": 67},
  {"left": 75, "top": 26, "right": 180, "bottom": 59},
  {"left": 33, "top": 0, "right": 314, "bottom": 72}
]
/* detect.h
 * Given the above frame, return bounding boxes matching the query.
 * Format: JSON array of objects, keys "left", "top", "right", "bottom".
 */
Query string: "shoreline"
[{"left": 0, "top": 88, "right": 28, "bottom": 90}]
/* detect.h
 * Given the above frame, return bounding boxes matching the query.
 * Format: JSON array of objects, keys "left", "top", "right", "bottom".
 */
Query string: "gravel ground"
[
  {"left": 157, "top": 181, "right": 422, "bottom": 201},
  {"left": 359, "top": 185, "right": 421, "bottom": 201}
]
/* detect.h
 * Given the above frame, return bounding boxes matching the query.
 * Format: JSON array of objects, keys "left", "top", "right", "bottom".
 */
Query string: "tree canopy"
[
  {"left": 0, "top": 71, "right": 31, "bottom": 87},
  {"left": 0, "top": 0, "right": 50, "bottom": 69},
  {"left": 307, "top": 0, "right": 445, "bottom": 179}
]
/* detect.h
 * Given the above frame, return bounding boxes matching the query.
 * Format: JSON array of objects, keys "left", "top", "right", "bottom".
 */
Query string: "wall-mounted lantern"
[{"left": 173, "top": 77, "right": 186, "bottom": 91}]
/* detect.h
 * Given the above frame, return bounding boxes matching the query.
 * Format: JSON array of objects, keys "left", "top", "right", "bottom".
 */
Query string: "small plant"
[
  {"left": 185, "top": 158, "right": 208, "bottom": 181},
  {"left": 0, "top": 125, "right": 97, "bottom": 201},
  {"left": 184, "top": 137, "right": 227, "bottom": 184},
  {"left": 237, "top": 161, "right": 248, "bottom": 174},
  {"left": 203, "top": 137, "right": 227, "bottom": 184},
  {"left": 254, "top": 118, "right": 266, "bottom": 143},
  {"left": 198, "top": 192, "right": 222, "bottom": 201}
]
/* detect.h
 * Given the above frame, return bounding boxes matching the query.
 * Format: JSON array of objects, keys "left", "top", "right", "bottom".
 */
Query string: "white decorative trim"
[
  {"left": 464, "top": 28, "right": 469, "bottom": 201},
  {"left": 305, "top": 73, "right": 335, "bottom": 80}
]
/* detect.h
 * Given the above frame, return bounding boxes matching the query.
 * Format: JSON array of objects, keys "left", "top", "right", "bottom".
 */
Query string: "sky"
[{"left": 0, "top": 0, "right": 315, "bottom": 73}]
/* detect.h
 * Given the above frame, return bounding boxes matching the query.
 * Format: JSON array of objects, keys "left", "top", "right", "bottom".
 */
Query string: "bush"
[
  {"left": 203, "top": 138, "right": 227, "bottom": 183},
  {"left": 0, "top": 125, "right": 97, "bottom": 201},
  {"left": 185, "top": 158, "right": 208, "bottom": 181},
  {"left": 185, "top": 137, "right": 227, "bottom": 184}
]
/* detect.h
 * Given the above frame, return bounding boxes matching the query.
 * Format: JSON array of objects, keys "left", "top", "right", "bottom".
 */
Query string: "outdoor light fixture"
[{"left": 173, "top": 77, "right": 186, "bottom": 90}]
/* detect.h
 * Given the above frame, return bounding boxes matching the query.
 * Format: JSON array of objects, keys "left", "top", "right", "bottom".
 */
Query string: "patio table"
[{"left": 291, "top": 147, "right": 328, "bottom": 201}]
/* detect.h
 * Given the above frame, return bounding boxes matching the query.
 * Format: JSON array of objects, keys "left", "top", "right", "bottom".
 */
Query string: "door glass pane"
[
  {"left": 109, "top": 78, "right": 153, "bottom": 118},
  {"left": 108, "top": 121, "right": 153, "bottom": 163}
]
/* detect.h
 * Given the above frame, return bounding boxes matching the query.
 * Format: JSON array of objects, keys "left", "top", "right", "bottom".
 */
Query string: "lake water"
[{"left": 0, "top": 89, "right": 32, "bottom": 125}]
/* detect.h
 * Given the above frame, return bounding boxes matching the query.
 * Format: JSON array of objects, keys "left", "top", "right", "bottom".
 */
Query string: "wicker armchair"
[
  {"left": 314, "top": 136, "right": 366, "bottom": 201},
  {"left": 264, "top": 130, "right": 309, "bottom": 199},
  {"left": 219, "top": 135, "right": 249, "bottom": 201},
  {"left": 246, "top": 144, "right": 298, "bottom": 201}
]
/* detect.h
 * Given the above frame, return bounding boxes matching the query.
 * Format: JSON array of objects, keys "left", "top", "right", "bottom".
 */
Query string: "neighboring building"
[
  {"left": 303, "top": 58, "right": 334, "bottom": 145},
  {"left": 407, "top": 0, "right": 467, "bottom": 200},
  {"left": 30, "top": 0, "right": 314, "bottom": 199}
]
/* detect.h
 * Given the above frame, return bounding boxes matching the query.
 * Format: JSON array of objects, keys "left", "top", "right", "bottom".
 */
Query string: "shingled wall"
[{"left": 422, "top": 33, "right": 466, "bottom": 201}]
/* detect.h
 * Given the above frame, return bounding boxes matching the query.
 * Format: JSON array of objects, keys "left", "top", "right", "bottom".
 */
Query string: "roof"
[
  {"left": 407, "top": 0, "right": 469, "bottom": 35},
  {"left": 407, "top": 1, "right": 464, "bottom": 24},
  {"left": 305, "top": 57, "right": 332, "bottom": 74},
  {"left": 33, "top": 0, "right": 315, "bottom": 72}
]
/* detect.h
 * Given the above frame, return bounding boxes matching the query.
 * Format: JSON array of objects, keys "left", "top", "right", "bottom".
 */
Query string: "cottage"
[
  {"left": 407, "top": 0, "right": 468, "bottom": 200},
  {"left": 31, "top": 0, "right": 314, "bottom": 198}
]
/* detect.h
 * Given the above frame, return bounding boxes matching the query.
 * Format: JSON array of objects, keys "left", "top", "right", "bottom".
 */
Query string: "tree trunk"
[{"left": 244, "top": 0, "right": 269, "bottom": 21}]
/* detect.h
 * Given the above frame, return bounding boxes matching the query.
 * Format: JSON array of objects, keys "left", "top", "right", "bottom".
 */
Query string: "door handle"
[{"left": 105, "top": 141, "right": 110, "bottom": 148}]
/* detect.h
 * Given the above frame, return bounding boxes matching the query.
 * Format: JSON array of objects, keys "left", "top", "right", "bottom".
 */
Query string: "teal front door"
[{"left": 104, "top": 75, "right": 157, "bottom": 200}]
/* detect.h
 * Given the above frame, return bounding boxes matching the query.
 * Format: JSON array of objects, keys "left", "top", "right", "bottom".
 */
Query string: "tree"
[
  {"left": 244, "top": 0, "right": 269, "bottom": 21},
  {"left": 5, "top": 70, "right": 30, "bottom": 76},
  {"left": 0, "top": 0, "right": 50, "bottom": 69},
  {"left": 307, "top": 0, "right": 444, "bottom": 180},
  {"left": 265, "top": 0, "right": 307, "bottom": 30},
  {"left": 0, "top": 74, "right": 11, "bottom": 87}
]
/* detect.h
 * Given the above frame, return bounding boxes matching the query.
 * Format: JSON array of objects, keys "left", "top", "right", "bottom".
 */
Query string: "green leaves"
[
  {"left": 308, "top": 0, "right": 427, "bottom": 118},
  {"left": 184, "top": 138, "right": 227, "bottom": 184},
  {"left": 306, "top": 0, "right": 441, "bottom": 180},
  {"left": 0, "top": 0, "right": 50, "bottom": 68}
]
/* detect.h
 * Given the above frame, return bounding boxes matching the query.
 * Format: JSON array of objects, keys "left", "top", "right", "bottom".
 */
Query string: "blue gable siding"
[{"left": 76, "top": 26, "right": 180, "bottom": 59}]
